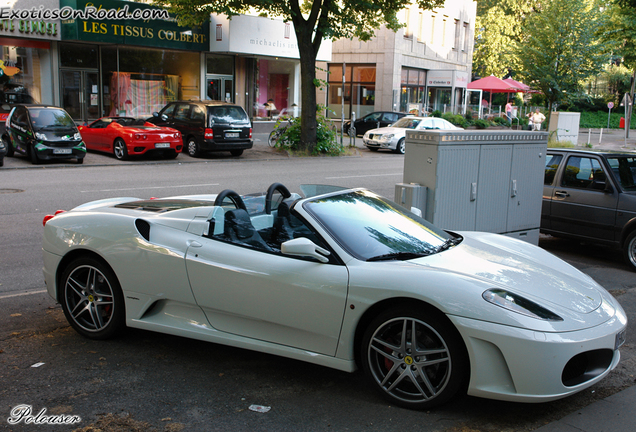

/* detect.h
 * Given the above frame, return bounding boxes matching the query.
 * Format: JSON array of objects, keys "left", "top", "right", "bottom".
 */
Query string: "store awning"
[{"left": 467, "top": 75, "right": 519, "bottom": 93}]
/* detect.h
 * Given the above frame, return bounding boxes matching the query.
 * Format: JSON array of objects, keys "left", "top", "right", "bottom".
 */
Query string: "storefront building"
[
  {"left": 209, "top": 14, "right": 331, "bottom": 120},
  {"left": 59, "top": 0, "right": 207, "bottom": 124},
  {"left": 0, "top": 0, "right": 60, "bottom": 115},
  {"left": 326, "top": 0, "right": 476, "bottom": 120}
]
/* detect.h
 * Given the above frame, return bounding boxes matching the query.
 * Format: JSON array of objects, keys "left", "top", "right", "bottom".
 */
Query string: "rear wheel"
[
  {"left": 360, "top": 306, "right": 468, "bottom": 409},
  {"left": 187, "top": 137, "right": 200, "bottom": 157},
  {"left": 624, "top": 231, "right": 636, "bottom": 271},
  {"left": 394, "top": 138, "right": 406, "bottom": 154},
  {"left": 230, "top": 149, "right": 244, "bottom": 157},
  {"left": 113, "top": 139, "right": 128, "bottom": 160},
  {"left": 59, "top": 258, "right": 125, "bottom": 340}
]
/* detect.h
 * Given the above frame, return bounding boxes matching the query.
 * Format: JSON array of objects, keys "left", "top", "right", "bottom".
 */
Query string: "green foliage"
[
  {"left": 442, "top": 112, "right": 467, "bottom": 128},
  {"left": 273, "top": 106, "right": 343, "bottom": 155},
  {"left": 492, "top": 116, "right": 510, "bottom": 126},
  {"left": 520, "top": 0, "right": 609, "bottom": 113},
  {"left": 578, "top": 111, "right": 636, "bottom": 128},
  {"left": 473, "top": 119, "right": 491, "bottom": 129},
  {"left": 431, "top": 110, "right": 442, "bottom": 118}
]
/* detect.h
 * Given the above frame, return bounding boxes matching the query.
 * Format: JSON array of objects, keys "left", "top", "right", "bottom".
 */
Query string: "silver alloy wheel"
[
  {"left": 113, "top": 140, "right": 126, "bottom": 160},
  {"left": 396, "top": 139, "right": 405, "bottom": 154},
  {"left": 367, "top": 317, "right": 452, "bottom": 404},
  {"left": 626, "top": 232, "right": 636, "bottom": 269},
  {"left": 64, "top": 265, "right": 115, "bottom": 333},
  {"left": 187, "top": 138, "right": 199, "bottom": 157}
]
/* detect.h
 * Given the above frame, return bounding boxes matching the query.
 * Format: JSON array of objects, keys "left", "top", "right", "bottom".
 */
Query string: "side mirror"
[
  {"left": 160, "top": 114, "right": 168, "bottom": 122},
  {"left": 281, "top": 237, "right": 330, "bottom": 263},
  {"left": 152, "top": 112, "right": 159, "bottom": 117}
]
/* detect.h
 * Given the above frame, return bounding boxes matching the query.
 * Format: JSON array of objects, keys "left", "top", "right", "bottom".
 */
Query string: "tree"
[
  {"left": 152, "top": 0, "right": 444, "bottom": 152},
  {"left": 519, "top": 0, "right": 609, "bottom": 120},
  {"left": 473, "top": 0, "right": 538, "bottom": 78}
]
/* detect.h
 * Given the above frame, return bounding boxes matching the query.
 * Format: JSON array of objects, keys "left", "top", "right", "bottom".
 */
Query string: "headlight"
[
  {"left": 35, "top": 132, "right": 48, "bottom": 140},
  {"left": 482, "top": 289, "right": 563, "bottom": 321},
  {"left": 381, "top": 134, "right": 394, "bottom": 141},
  {"left": 74, "top": 132, "right": 82, "bottom": 140}
]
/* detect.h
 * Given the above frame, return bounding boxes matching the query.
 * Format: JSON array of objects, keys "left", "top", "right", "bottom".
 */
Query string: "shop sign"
[
  {"left": 60, "top": 0, "right": 208, "bottom": 51},
  {"left": 427, "top": 70, "right": 454, "bottom": 87},
  {"left": 210, "top": 14, "right": 331, "bottom": 61},
  {"left": 0, "top": 0, "right": 61, "bottom": 40}
]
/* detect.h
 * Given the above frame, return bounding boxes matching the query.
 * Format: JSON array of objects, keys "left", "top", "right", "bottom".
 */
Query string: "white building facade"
[{"left": 324, "top": 0, "right": 477, "bottom": 120}]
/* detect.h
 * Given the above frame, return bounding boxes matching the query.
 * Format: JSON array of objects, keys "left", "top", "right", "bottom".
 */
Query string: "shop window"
[
  {"left": 327, "top": 64, "right": 376, "bottom": 119},
  {"left": 101, "top": 46, "right": 200, "bottom": 118},
  {"left": 207, "top": 54, "right": 234, "bottom": 75},
  {"left": 250, "top": 58, "right": 296, "bottom": 119},
  {"left": 60, "top": 43, "right": 98, "bottom": 69},
  {"left": 0, "top": 45, "right": 47, "bottom": 105},
  {"left": 400, "top": 68, "right": 427, "bottom": 114}
]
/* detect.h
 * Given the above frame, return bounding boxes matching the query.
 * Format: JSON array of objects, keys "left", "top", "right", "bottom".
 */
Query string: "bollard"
[
  {"left": 599, "top": 128, "right": 603, "bottom": 144},
  {"left": 588, "top": 128, "right": 591, "bottom": 146}
]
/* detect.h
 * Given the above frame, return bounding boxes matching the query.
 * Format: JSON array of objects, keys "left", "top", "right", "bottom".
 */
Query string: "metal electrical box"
[
  {"left": 548, "top": 112, "right": 580, "bottom": 144},
  {"left": 395, "top": 183, "right": 427, "bottom": 214},
  {"left": 402, "top": 130, "right": 548, "bottom": 244}
]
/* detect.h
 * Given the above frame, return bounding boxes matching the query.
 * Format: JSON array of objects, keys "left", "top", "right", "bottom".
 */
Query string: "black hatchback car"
[
  {"left": 343, "top": 111, "right": 409, "bottom": 137},
  {"left": 2, "top": 105, "right": 85, "bottom": 164},
  {"left": 148, "top": 101, "right": 253, "bottom": 157}
]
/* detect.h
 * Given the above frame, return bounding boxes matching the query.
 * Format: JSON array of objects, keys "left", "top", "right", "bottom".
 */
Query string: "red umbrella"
[
  {"left": 504, "top": 78, "right": 530, "bottom": 92},
  {"left": 467, "top": 75, "right": 520, "bottom": 110}
]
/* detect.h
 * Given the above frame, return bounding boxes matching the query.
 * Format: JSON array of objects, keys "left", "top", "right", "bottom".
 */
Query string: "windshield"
[
  {"left": 29, "top": 108, "right": 77, "bottom": 131},
  {"left": 606, "top": 156, "right": 636, "bottom": 191},
  {"left": 304, "top": 190, "right": 453, "bottom": 261},
  {"left": 391, "top": 117, "right": 422, "bottom": 129}
]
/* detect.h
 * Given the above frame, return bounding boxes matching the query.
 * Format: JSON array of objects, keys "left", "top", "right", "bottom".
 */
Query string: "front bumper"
[
  {"left": 450, "top": 309, "right": 627, "bottom": 402},
  {"left": 35, "top": 141, "right": 86, "bottom": 160},
  {"left": 363, "top": 137, "right": 395, "bottom": 150}
]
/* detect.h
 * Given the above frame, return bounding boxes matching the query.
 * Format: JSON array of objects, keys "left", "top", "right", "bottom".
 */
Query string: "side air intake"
[{"left": 135, "top": 219, "right": 151, "bottom": 241}]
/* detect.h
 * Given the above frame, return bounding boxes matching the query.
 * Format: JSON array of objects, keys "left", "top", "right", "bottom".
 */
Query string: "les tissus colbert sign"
[{"left": 60, "top": 0, "right": 208, "bottom": 51}]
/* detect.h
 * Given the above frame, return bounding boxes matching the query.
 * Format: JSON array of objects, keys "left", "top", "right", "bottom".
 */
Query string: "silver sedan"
[{"left": 363, "top": 116, "right": 463, "bottom": 154}]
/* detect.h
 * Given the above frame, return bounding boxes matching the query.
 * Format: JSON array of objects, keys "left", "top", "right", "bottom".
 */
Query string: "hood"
[
  {"left": 415, "top": 232, "right": 603, "bottom": 314},
  {"left": 37, "top": 128, "right": 80, "bottom": 142}
]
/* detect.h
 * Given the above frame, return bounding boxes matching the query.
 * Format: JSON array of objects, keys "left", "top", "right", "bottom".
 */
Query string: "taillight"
[
  {"left": 249, "top": 128, "right": 253, "bottom": 138},
  {"left": 43, "top": 210, "right": 66, "bottom": 226},
  {"left": 134, "top": 134, "right": 147, "bottom": 140},
  {"left": 174, "top": 133, "right": 180, "bottom": 138},
  {"left": 204, "top": 128, "right": 214, "bottom": 139}
]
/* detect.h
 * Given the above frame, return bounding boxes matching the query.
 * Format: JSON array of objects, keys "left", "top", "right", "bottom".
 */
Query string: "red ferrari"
[{"left": 79, "top": 117, "right": 182, "bottom": 160}]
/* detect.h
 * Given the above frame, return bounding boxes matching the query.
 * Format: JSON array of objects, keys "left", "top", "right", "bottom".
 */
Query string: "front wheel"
[
  {"left": 29, "top": 146, "right": 40, "bottom": 164},
  {"left": 394, "top": 138, "right": 406, "bottom": 154},
  {"left": 623, "top": 231, "right": 636, "bottom": 271},
  {"left": 59, "top": 258, "right": 125, "bottom": 340},
  {"left": 268, "top": 130, "right": 279, "bottom": 147},
  {"left": 360, "top": 306, "right": 468, "bottom": 409}
]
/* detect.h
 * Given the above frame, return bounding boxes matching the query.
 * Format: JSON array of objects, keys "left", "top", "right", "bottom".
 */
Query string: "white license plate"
[
  {"left": 53, "top": 148, "right": 72, "bottom": 154},
  {"left": 615, "top": 328, "right": 627, "bottom": 350},
  {"left": 155, "top": 143, "right": 170, "bottom": 148},
  {"left": 225, "top": 132, "right": 239, "bottom": 138}
]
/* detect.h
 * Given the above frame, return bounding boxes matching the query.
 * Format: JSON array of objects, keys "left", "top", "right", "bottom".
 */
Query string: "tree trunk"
[{"left": 293, "top": 17, "right": 319, "bottom": 153}]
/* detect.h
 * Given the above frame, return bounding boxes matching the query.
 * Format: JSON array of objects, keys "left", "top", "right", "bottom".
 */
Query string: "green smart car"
[{"left": 2, "top": 105, "right": 86, "bottom": 165}]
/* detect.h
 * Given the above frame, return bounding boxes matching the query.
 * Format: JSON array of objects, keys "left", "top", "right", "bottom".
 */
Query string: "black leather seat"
[
  {"left": 273, "top": 201, "right": 312, "bottom": 245},
  {"left": 224, "top": 208, "right": 272, "bottom": 251}
]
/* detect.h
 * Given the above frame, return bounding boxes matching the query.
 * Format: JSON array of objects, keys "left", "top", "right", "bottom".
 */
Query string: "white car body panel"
[{"left": 42, "top": 187, "right": 627, "bottom": 404}]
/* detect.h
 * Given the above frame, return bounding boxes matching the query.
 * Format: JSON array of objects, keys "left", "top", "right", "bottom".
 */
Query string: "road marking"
[
  {"left": 0, "top": 289, "right": 47, "bottom": 300},
  {"left": 81, "top": 183, "right": 220, "bottom": 193},
  {"left": 325, "top": 173, "right": 402, "bottom": 180}
]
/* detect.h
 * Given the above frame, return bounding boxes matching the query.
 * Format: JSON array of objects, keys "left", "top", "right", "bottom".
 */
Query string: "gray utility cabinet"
[{"left": 399, "top": 130, "right": 548, "bottom": 244}]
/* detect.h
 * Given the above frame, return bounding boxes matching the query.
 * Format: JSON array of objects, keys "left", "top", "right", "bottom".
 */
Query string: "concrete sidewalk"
[{"left": 576, "top": 127, "right": 636, "bottom": 151}]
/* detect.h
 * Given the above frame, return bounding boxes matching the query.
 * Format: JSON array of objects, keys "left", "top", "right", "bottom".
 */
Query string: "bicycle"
[{"left": 268, "top": 117, "right": 292, "bottom": 147}]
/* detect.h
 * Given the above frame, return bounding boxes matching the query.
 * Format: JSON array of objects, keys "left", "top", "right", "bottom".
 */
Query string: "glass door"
[
  {"left": 61, "top": 70, "right": 100, "bottom": 124},
  {"left": 206, "top": 75, "right": 233, "bottom": 102}
]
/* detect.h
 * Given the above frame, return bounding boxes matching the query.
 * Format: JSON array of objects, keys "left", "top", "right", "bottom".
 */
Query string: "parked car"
[
  {"left": 363, "top": 116, "right": 463, "bottom": 154},
  {"left": 542, "top": 149, "right": 636, "bottom": 270},
  {"left": 2, "top": 105, "right": 85, "bottom": 164},
  {"left": 343, "top": 111, "right": 409, "bottom": 137},
  {"left": 0, "top": 132, "right": 5, "bottom": 167},
  {"left": 42, "top": 183, "right": 626, "bottom": 409},
  {"left": 147, "top": 101, "right": 253, "bottom": 157},
  {"left": 79, "top": 117, "right": 182, "bottom": 160}
]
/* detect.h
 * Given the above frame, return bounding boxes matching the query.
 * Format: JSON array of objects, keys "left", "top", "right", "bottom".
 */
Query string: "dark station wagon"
[
  {"left": 148, "top": 101, "right": 253, "bottom": 157},
  {"left": 542, "top": 149, "right": 636, "bottom": 270}
]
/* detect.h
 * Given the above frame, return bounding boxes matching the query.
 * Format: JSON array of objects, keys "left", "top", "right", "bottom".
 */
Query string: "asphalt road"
[{"left": 1, "top": 136, "right": 635, "bottom": 431}]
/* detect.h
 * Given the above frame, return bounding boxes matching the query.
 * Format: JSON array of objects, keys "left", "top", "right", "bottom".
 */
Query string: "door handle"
[
  {"left": 187, "top": 240, "right": 202, "bottom": 248},
  {"left": 555, "top": 190, "right": 570, "bottom": 198}
]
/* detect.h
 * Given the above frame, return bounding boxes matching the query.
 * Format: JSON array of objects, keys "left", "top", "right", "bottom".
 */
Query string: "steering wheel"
[
  {"left": 213, "top": 189, "right": 247, "bottom": 210},
  {"left": 265, "top": 183, "right": 292, "bottom": 214}
]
